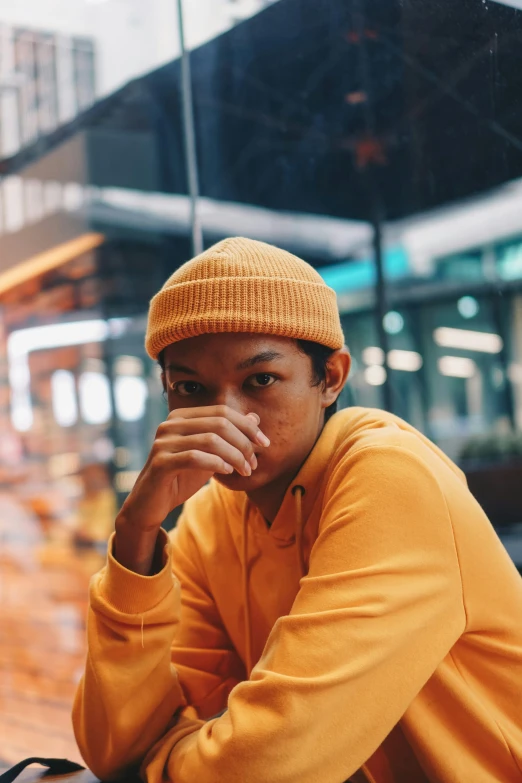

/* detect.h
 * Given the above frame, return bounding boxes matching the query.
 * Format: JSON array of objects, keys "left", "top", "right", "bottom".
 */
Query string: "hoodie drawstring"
[
  {"left": 242, "top": 506, "right": 253, "bottom": 676},
  {"left": 292, "top": 485, "right": 306, "bottom": 578},
  {"left": 242, "top": 485, "right": 306, "bottom": 677}
]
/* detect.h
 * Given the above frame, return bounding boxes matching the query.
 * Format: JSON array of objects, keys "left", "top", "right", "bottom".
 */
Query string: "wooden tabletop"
[{"left": 0, "top": 530, "right": 104, "bottom": 766}]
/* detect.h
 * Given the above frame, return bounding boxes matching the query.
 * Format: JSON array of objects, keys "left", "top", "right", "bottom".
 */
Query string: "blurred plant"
[{"left": 460, "top": 432, "right": 522, "bottom": 463}]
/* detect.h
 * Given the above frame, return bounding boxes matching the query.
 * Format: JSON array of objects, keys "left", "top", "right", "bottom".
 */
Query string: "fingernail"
[
  {"left": 249, "top": 453, "right": 258, "bottom": 470},
  {"left": 248, "top": 412, "right": 261, "bottom": 424},
  {"left": 256, "top": 431, "right": 270, "bottom": 447},
  {"left": 243, "top": 461, "right": 252, "bottom": 476}
]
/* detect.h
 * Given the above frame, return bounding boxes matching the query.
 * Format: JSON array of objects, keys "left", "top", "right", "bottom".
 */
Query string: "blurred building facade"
[
  {"left": 0, "top": 0, "right": 278, "bottom": 108},
  {"left": 0, "top": 0, "right": 520, "bottom": 560}
]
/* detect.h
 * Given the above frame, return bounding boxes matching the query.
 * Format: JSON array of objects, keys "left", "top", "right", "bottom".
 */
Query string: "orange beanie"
[{"left": 145, "top": 237, "right": 345, "bottom": 360}]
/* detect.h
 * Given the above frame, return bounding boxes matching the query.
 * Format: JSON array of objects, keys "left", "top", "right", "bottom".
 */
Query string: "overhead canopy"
[{"left": 2, "top": 0, "right": 522, "bottom": 224}]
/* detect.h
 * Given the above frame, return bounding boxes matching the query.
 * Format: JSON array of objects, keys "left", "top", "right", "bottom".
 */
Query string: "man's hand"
[{"left": 114, "top": 406, "right": 270, "bottom": 574}]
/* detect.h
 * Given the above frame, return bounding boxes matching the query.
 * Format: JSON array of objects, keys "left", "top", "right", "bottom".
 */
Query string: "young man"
[{"left": 73, "top": 237, "right": 522, "bottom": 783}]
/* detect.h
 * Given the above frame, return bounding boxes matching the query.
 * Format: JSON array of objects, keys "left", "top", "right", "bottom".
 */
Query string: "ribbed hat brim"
[{"left": 146, "top": 275, "right": 344, "bottom": 359}]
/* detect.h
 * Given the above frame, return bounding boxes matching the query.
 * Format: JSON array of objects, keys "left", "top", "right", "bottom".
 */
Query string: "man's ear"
[{"left": 322, "top": 346, "right": 351, "bottom": 407}]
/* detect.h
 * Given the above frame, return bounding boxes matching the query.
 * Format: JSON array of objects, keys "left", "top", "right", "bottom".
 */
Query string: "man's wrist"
[{"left": 114, "top": 514, "right": 162, "bottom": 575}]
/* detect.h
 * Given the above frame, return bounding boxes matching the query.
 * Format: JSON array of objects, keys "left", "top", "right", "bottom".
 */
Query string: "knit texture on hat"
[{"left": 145, "top": 237, "right": 345, "bottom": 359}]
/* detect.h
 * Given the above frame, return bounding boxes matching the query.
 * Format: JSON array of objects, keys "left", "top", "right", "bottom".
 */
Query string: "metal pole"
[
  {"left": 352, "top": 0, "right": 392, "bottom": 411},
  {"left": 371, "top": 210, "right": 393, "bottom": 412},
  {"left": 175, "top": 0, "right": 203, "bottom": 256}
]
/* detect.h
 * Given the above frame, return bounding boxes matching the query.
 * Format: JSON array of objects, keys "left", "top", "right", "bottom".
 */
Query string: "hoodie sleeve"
[
  {"left": 72, "top": 513, "right": 243, "bottom": 781},
  {"left": 140, "top": 445, "right": 466, "bottom": 783}
]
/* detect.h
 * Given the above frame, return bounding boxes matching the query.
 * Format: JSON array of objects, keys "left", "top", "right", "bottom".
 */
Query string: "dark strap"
[{"left": 0, "top": 758, "right": 85, "bottom": 783}]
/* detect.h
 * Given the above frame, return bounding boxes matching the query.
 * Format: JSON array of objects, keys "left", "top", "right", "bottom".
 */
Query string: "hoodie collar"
[{"left": 266, "top": 412, "right": 342, "bottom": 543}]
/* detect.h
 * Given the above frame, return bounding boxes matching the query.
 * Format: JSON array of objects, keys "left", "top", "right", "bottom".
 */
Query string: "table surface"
[{"left": 0, "top": 535, "right": 105, "bottom": 765}]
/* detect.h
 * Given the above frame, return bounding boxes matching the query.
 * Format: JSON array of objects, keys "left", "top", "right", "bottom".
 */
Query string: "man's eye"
[
  {"left": 170, "top": 381, "right": 203, "bottom": 396},
  {"left": 249, "top": 374, "right": 276, "bottom": 388}
]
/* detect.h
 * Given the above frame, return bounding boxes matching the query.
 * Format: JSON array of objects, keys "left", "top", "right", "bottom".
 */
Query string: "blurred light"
[
  {"left": 0, "top": 233, "right": 104, "bottom": 297},
  {"left": 364, "top": 365, "right": 387, "bottom": 386},
  {"left": 457, "top": 296, "right": 479, "bottom": 319},
  {"left": 8, "top": 317, "right": 129, "bottom": 431},
  {"left": 92, "top": 437, "right": 115, "bottom": 462},
  {"left": 25, "top": 180, "right": 44, "bottom": 223},
  {"left": 63, "top": 183, "right": 84, "bottom": 211},
  {"left": 49, "top": 452, "right": 80, "bottom": 479},
  {"left": 115, "top": 376, "right": 148, "bottom": 422},
  {"left": 490, "top": 1, "right": 522, "bottom": 11},
  {"left": 79, "top": 372, "right": 112, "bottom": 425},
  {"left": 115, "top": 355, "right": 144, "bottom": 376},
  {"left": 438, "top": 356, "right": 477, "bottom": 378},
  {"left": 362, "top": 346, "right": 422, "bottom": 371},
  {"left": 388, "top": 350, "right": 423, "bottom": 372},
  {"left": 362, "top": 346, "right": 385, "bottom": 365},
  {"left": 114, "top": 447, "right": 131, "bottom": 467},
  {"left": 83, "top": 358, "right": 106, "bottom": 374},
  {"left": 11, "top": 401, "right": 33, "bottom": 432},
  {"left": 498, "top": 241, "right": 522, "bottom": 280},
  {"left": 345, "top": 91, "right": 367, "bottom": 105},
  {"left": 115, "top": 470, "right": 140, "bottom": 493},
  {"left": 9, "top": 319, "right": 110, "bottom": 356},
  {"left": 51, "top": 370, "right": 78, "bottom": 427},
  {"left": 434, "top": 327, "right": 503, "bottom": 354},
  {"left": 3, "top": 177, "right": 24, "bottom": 233},
  {"left": 508, "top": 363, "right": 522, "bottom": 384},
  {"left": 383, "top": 311, "right": 404, "bottom": 334}
]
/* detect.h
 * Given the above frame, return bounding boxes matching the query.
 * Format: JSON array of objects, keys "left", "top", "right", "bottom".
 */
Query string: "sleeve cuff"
[{"left": 99, "top": 528, "right": 177, "bottom": 614}]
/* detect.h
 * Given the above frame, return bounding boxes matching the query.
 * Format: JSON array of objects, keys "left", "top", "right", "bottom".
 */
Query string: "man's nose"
[{"left": 212, "top": 389, "right": 247, "bottom": 415}]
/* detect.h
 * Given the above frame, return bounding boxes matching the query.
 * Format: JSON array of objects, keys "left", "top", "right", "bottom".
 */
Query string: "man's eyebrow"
[
  {"left": 165, "top": 351, "right": 285, "bottom": 375},
  {"left": 235, "top": 351, "right": 285, "bottom": 370},
  {"left": 165, "top": 363, "right": 198, "bottom": 375}
]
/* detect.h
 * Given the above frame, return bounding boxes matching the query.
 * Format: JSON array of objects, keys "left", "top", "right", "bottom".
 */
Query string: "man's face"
[{"left": 162, "top": 332, "right": 333, "bottom": 494}]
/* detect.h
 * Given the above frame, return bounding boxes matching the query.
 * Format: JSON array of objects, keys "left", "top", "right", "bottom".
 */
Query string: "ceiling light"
[
  {"left": 438, "top": 356, "right": 477, "bottom": 379},
  {"left": 388, "top": 350, "right": 423, "bottom": 372},
  {"left": 364, "top": 365, "right": 387, "bottom": 386},
  {"left": 362, "top": 346, "right": 385, "bottom": 365},
  {"left": 434, "top": 327, "right": 503, "bottom": 354},
  {"left": 362, "top": 346, "right": 422, "bottom": 372}
]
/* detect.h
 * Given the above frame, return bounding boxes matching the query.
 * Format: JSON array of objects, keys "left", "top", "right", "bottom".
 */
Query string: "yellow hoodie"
[{"left": 73, "top": 407, "right": 522, "bottom": 783}]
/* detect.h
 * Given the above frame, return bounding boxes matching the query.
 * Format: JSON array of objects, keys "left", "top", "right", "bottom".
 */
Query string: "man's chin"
[{"left": 213, "top": 469, "right": 268, "bottom": 492}]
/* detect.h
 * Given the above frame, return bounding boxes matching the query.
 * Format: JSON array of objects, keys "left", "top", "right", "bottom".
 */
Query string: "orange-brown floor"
[{"left": 0, "top": 532, "right": 104, "bottom": 767}]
